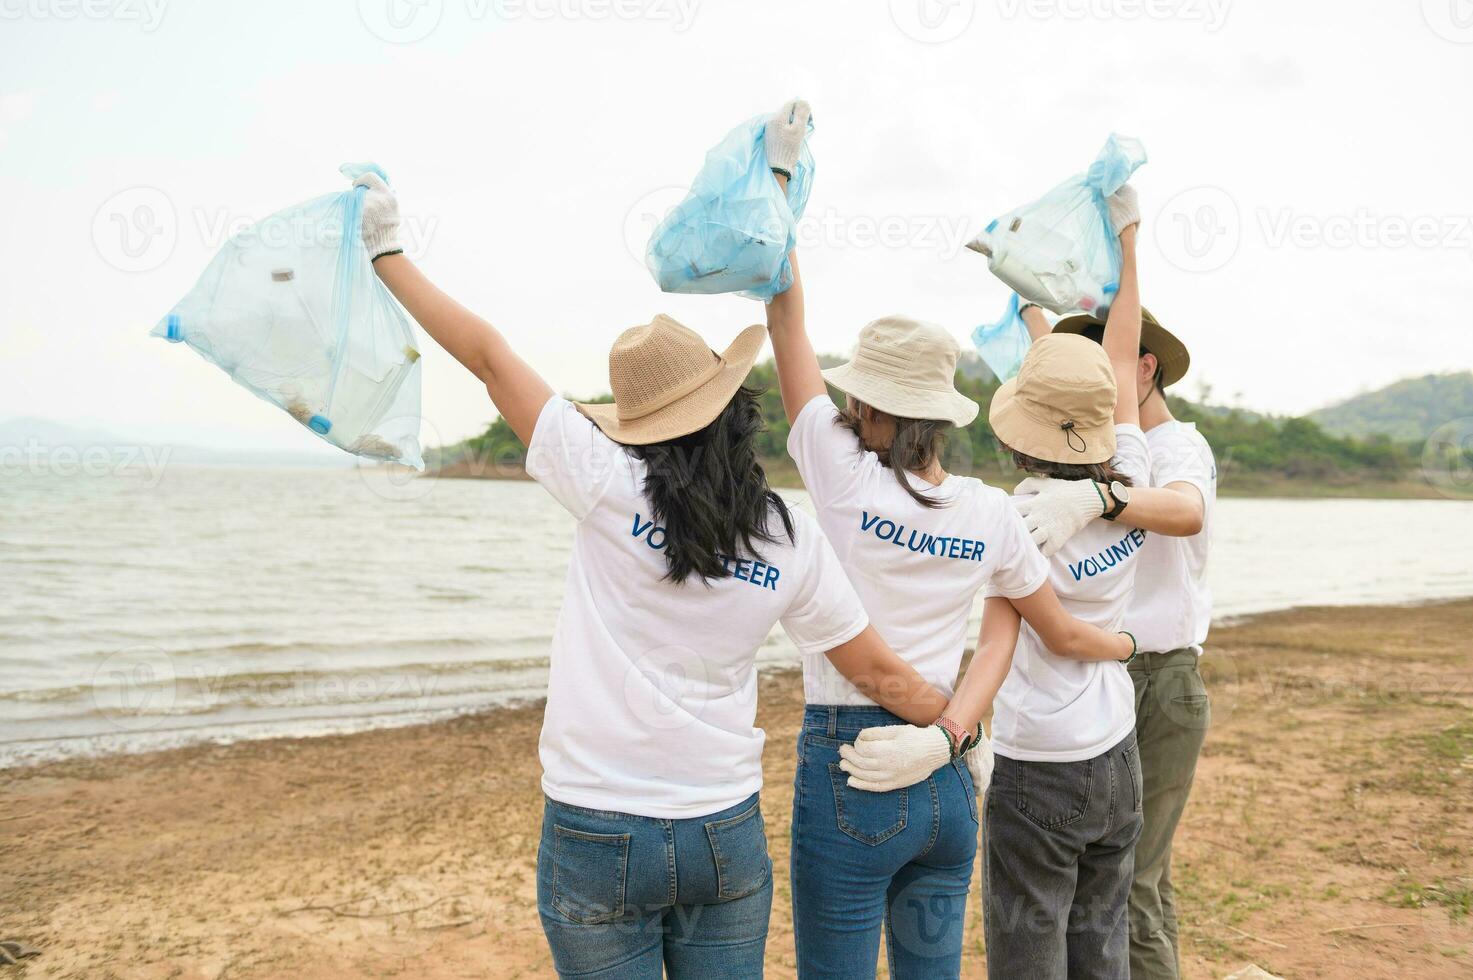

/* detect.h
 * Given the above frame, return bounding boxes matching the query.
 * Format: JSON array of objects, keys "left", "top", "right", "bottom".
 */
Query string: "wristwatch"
[
  {"left": 1101, "top": 480, "right": 1130, "bottom": 521},
  {"left": 933, "top": 717, "right": 974, "bottom": 759}
]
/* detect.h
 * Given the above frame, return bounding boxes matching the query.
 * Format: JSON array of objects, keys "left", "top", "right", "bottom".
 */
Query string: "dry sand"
[{"left": 4, "top": 600, "right": 1472, "bottom": 979}]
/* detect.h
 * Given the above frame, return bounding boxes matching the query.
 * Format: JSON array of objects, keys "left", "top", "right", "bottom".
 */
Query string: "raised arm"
[
  {"left": 1102, "top": 186, "right": 1142, "bottom": 427},
  {"left": 1019, "top": 302, "right": 1053, "bottom": 342},
  {"left": 358, "top": 176, "right": 553, "bottom": 445},
  {"left": 822, "top": 625, "right": 950, "bottom": 725},
  {"left": 761, "top": 99, "right": 827, "bottom": 425}
]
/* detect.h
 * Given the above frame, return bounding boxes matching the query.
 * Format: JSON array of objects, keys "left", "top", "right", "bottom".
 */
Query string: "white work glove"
[
  {"left": 965, "top": 727, "right": 995, "bottom": 795},
  {"left": 840, "top": 724, "right": 952, "bottom": 793},
  {"left": 1107, "top": 182, "right": 1140, "bottom": 237},
  {"left": 352, "top": 172, "right": 402, "bottom": 260},
  {"left": 1012, "top": 476, "right": 1106, "bottom": 557},
  {"left": 764, "top": 98, "right": 811, "bottom": 177}
]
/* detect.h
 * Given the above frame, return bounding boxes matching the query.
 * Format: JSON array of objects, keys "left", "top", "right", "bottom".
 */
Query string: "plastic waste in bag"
[
  {"left": 646, "top": 114, "right": 815, "bottom": 301},
  {"left": 152, "top": 163, "right": 424, "bottom": 468},
  {"left": 967, "top": 134, "right": 1146, "bottom": 381}
]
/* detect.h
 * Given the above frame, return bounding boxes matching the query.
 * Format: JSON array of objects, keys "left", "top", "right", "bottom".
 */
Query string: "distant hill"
[{"left": 1310, "top": 372, "right": 1473, "bottom": 442}]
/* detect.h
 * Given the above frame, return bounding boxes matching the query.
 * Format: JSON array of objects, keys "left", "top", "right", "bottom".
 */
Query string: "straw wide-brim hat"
[
  {"left": 821, "top": 315, "right": 979, "bottom": 428},
  {"left": 989, "top": 333, "right": 1118, "bottom": 465},
  {"left": 576, "top": 314, "right": 766, "bottom": 446},
  {"left": 1052, "top": 306, "right": 1191, "bottom": 389}
]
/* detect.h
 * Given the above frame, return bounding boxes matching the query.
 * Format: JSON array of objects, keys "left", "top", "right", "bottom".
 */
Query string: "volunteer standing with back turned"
[{"left": 1022, "top": 307, "right": 1215, "bottom": 980}]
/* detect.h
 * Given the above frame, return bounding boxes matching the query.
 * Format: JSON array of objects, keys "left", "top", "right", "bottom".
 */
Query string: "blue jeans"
[
  {"left": 983, "top": 734, "right": 1143, "bottom": 980},
  {"left": 536, "top": 793, "right": 773, "bottom": 978},
  {"left": 790, "top": 705, "right": 979, "bottom": 979}
]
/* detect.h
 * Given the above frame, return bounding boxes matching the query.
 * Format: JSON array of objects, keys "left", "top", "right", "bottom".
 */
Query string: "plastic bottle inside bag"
[{"left": 968, "top": 222, "right": 1107, "bottom": 314}]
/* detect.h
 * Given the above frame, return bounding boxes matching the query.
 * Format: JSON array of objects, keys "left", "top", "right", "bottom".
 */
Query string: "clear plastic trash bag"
[
  {"left": 151, "top": 163, "right": 424, "bottom": 468},
  {"left": 967, "top": 133, "right": 1146, "bottom": 381},
  {"left": 646, "top": 114, "right": 815, "bottom": 302}
]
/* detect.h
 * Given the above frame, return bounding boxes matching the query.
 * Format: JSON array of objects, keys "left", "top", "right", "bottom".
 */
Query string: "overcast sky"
[{"left": 2, "top": 0, "right": 1470, "bottom": 453}]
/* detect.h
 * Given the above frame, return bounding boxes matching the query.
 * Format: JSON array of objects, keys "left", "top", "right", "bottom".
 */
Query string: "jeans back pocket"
[
  {"left": 551, "top": 826, "right": 630, "bottom": 924},
  {"left": 1016, "top": 758, "right": 1092, "bottom": 831},
  {"left": 829, "top": 762, "right": 908, "bottom": 846},
  {"left": 705, "top": 798, "right": 772, "bottom": 901}
]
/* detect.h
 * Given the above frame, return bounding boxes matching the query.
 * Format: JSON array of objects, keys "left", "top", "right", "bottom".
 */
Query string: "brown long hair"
[
  {"left": 836, "top": 401, "right": 952, "bottom": 509},
  {"left": 1002, "top": 443, "right": 1134, "bottom": 488}
]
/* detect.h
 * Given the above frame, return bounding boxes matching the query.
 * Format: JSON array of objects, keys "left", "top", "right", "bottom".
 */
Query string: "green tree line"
[{"left": 431, "top": 357, "right": 1425, "bottom": 493}]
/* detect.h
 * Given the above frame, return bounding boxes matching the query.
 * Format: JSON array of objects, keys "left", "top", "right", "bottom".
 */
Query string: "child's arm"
[
  {"left": 359, "top": 175, "right": 552, "bottom": 446},
  {"left": 761, "top": 100, "right": 827, "bottom": 425}
]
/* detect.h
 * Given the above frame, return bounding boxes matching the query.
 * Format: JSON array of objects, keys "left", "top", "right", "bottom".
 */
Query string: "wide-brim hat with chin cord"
[
  {"left": 988, "top": 333, "right": 1117, "bottom": 465},
  {"left": 1051, "top": 306, "right": 1190, "bottom": 389},
  {"left": 820, "top": 316, "right": 979, "bottom": 428},
  {"left": 576, "top": 315, "right": 766, "bottom": 446}
]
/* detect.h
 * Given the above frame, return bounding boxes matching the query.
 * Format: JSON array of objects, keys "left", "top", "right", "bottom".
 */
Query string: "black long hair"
[
  {"left": 629, "top": 386, "right": 795, "bottom": 585},
  {"left": 836, "top": 401, "right": 952, "bottom": 509}
]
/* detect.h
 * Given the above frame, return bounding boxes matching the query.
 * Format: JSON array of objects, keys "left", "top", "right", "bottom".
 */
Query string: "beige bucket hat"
[
  {"left": 821, "top": 316, "right": 979, "bottom": 428},
  {"left": 1051, "top": 306, "right": 1190, "bottom": 389},
  {"left": 989, "top": 333, "right": 1118, "bottom": 465},
  {"left": 576, "top": 315, "right": 766, "bottom": 446}
]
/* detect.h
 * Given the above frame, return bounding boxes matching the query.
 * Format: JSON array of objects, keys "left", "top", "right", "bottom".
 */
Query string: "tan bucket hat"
[
  {"left": 821, "top": 316, "right": 979, "bottom": 428},
  {"left": 576, "top": 315, "right": 766, "bottom": 446},
  {"left": 989, "top": 333, "right": 1117, "bottom": 465},
  {"left": 1051, "top": 306, "right": 1190, "bottom": 389}
]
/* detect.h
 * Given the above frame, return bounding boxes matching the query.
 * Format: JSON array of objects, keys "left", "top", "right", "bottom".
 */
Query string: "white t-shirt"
[
  {"left": 786, "top": 396, "right": 1049, "bottom": 706},
  {"left": 989, "top": 424, "right": 1151, "bottom": 762},
  {"left": 527, "top": 397, "right": 871, "bottom": 819},
  {"left": 1125, "top": 420, "right": 1216, "bottom": 655}
]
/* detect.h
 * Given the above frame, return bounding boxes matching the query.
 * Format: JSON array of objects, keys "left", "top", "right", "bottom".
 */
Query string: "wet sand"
[{"left": 4, "top": 600, "right": 1472, "bottom": 978}]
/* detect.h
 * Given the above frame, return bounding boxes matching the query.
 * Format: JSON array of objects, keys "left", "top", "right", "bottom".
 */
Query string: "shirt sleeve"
[
  {"left": 786, "top": 394, "right": 871, "bottom": 509},
  {"left": 1151, "top": 426, "right": 1216, "bottom": 498},
  {"left": 524, "top": 396, "right": 621, "bottom": 521},
  {"left": 778, "top": 514, "right": 871, "bottom": 656},
  {"left": 1110, "top": 423, "right": 1152, "bottom": 488},
  {"left": 985, "top": 496, "right": 1051, "bottom": 599}
]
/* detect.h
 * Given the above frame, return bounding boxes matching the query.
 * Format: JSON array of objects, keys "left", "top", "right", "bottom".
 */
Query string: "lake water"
[{"left": 3, "top": 466, "right": 1471, "bottom": 767}]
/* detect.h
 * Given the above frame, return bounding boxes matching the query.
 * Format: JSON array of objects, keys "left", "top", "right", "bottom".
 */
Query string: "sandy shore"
[{"left": 5, "top": 600, "right": 1472, "bottom": 979}]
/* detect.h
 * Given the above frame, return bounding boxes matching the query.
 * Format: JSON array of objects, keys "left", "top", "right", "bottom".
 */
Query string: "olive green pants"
[{"left": 1127, "top": 649, "right": 1209, "bottom": 980}]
